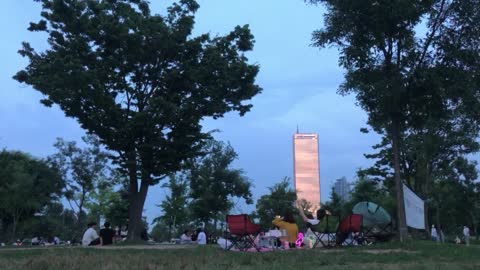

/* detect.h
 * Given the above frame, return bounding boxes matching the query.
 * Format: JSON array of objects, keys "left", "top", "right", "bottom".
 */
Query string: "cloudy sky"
[{"left": 0, "top": 0, "right": 381, "bottom": 222}]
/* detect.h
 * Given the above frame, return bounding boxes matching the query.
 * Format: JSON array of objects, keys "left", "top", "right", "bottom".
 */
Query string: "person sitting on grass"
[
  {"left": 196, "top": 228, "right": 207, "bottom": 245},
  {"left": 120, "top": 225, "right": 128, "bottom": 241},
  {"left": 180, "top": 230, "right": 192, "bottom": 244},
  {"left": 82, "top": 222, "right": 100, "bottom": 246},
  {"left": 100, "top": 222, "right": 115, "bottom": 246},
  {"left": 272, "top": 211, "right": 299, "bottom": 248}
]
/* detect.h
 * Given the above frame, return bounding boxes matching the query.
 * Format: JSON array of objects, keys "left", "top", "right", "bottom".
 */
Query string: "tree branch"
[{"left": 414, "top": 0, "right": 450, "bottom": 70}]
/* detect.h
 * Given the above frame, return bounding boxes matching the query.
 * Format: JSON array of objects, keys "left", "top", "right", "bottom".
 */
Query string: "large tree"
[
  {"left": 359, "top": 111, "right": 480, "bottom": 235},
  {"left": 189, "top": 140, "right": 253, "bottom": 229},
  {"left": 15, "top": 0, "right": 261, "bottom": 239},
  {"left": 307, "top": 0, "right": 480, "bottom": 241},
  {"left": 0, "top": 150, "right": 63, "bottom": 240}
]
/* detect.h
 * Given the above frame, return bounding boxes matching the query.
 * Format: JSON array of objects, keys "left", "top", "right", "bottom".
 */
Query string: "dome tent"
[{"left": 352, "top": 201, "right": 391, "bottom": 228}]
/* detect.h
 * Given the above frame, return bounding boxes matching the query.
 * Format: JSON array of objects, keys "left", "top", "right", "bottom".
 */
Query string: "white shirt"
[
  {"left": 307, "top": 219, "right": 320, "bottom": 225},
  {"left": 82, "top": 227, "right": 99, "bottom": 246},
  {"left": 463, "top": 227, "right": 470, "bottom": 237},
  {"left": 180, "top": 234, "right": 191, "bottom": 241},
  {"left": 431, "top": 228, "right": 437, "bottom": 238},
  {"left": 197, "top": 232, "right": 207, "bottom": 245}
]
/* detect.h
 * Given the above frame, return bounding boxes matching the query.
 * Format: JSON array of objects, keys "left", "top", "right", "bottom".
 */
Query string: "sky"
[{"left": 0, "top": 0, "right": 381, "bottom": 223}]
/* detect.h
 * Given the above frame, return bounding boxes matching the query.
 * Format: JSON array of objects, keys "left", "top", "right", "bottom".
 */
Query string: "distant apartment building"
[
  {"left": 293, "top": 133, "right": 320, "bottom": 209},
  {"left": 334, "top": 177, "right": 351, "bottom": 201}
]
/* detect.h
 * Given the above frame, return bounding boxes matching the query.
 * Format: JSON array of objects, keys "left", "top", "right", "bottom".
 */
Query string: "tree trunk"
[
  {"left": 391, "top": 117, "right": 408, "bottom": 242},
  {"left": 76, "top": 190, "right": 86, "bottom": 241},
  {"left": 423, "top": 165, "right": 431, "bottom": 239},
  {"left": 11, "top": 214, "right": 18, "bottom": 242},
  {"left": 127, "top": 154, "right": 150, "bottom": 240},
  {"left": 424, "top": 203, "right": 430, "bottom": 239}
]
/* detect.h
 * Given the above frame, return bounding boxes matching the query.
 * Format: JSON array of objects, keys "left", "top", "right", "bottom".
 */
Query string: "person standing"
[
  {"left": 431, "top": 225, "right": 438, "bottom": 242},
  {"left": 463, "top": 225, "right": 470, "bottom": 246},
  {"left": 438, "top": 225, "right": 445, "bottom": 243},
  {"left": 196, "top": 228, "right": 207, "bottom": 245},
  {"left": 100, "top": 222, "right": 115, "bottom": 246},
  {"left": 82, "top": 222, "right": 100, "bottom": 246}
]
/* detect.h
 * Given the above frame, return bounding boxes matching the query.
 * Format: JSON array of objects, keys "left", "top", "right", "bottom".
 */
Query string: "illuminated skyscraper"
[{"left": 293, "top": 133, "right": 320, "bottom": 209}]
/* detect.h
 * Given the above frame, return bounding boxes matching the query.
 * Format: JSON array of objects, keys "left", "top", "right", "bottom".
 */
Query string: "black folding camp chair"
[{"left": 310, "top": 215, "right": 340, "bottom": 248}]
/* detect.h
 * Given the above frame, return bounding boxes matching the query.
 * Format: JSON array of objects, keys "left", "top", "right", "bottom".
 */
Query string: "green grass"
[{"left": 0, "top": 241, "right": 479, "bottom": 270}]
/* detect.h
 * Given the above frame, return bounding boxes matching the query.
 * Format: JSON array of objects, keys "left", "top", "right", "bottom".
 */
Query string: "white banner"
[{"left": 403, "top": 184, "right": 425, "bottom": 229}]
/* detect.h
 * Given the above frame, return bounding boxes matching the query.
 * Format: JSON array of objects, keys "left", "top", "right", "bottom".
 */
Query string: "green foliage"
[
  {"left": 0, "top": 150, "right": 63, "bottom": 240},
  {"left": 85, "top": 182, "right": 129, "bottom": 228},
  {"left": 255, "top": 177, "right": 297, "bottom": 230},
  {"left": 15, "top": 0, "right": 261, "bottom": 238},
  {"left": 323, "top": 187, "right": 347, "bottom": 217},
  {"left": 20, "top": 202, "right": 77, "bottom": 242},
  {"left": 152, "top": 174, "right": 190, "bottom": 239},
  {"left": 308, "top": 0, "right": 480, "bottom": 240},
  {"left": 350, "top": 176, "right": 395, "bottom": 215},
  {"left": 149, "top": 222, "right": 171, "bottom": 242},
  {"left": 189, "top": 140, "right": 253, "bottom": 226},
  {"left": 48, "top": 135, "right": 109, "bottom": 236}
]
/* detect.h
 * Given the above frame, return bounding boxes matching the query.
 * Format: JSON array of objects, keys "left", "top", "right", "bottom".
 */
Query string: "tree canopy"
[
  {"left": 308, "top": 0, "right": 480, "bottom": 241},
  {"left": 255, "top": 177, "right": 297, "bottom": 230},
  {"left": 15, "top": 0, "right": 261, "bottom": 238},
  {"left": 0, "top": 150, "right": 63, "bottom": 240},
  {"left": 189, "top": 140, "right": 253, "bottom": 227}
]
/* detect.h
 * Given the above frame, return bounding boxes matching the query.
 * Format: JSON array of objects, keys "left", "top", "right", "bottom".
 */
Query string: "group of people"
[
  {"left": 431, "top": 224, "right": 471, "bottom": 246},
  {"left": 82, "top": 222, "right": 123, "bottom": 246},
  {"left": 180, "top": 228, "right": 207, "bottom": 245},
  {"left": 268, "top": 201, "right": 329, "bottom": 248},
  {"left": 10, "top": 236, "right": 63, "bottom": 247}
]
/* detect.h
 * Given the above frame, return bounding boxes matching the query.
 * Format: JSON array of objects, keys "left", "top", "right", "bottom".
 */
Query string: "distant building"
[
  {"left": 293, "top": 133, "right": 320, "bottom": 209},
  {"left": 334, "top": 177, "right": 351, "bottom": 201}
]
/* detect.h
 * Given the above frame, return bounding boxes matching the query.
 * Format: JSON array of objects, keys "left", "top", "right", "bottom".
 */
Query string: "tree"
[
  {"left": 153, "top": 174, "right": 190, "bottom": 239},
  {"left": 307, "top": 0, "right": 480, "bottom": 241},
  {"left": 16, "top": 0, "right": 261, "bottom": 239},
  {"left": 323, "top": 187, "right": 345, "bottom": 217},
  {"left": 21, "top": 202, "right": 77, "bottom": 242},
  {"left": 189, "top": 140, "right": 253, "bottom": 229},
  {"left": 255, "top": 177, "right": 297, "bottom": 230},
  {"left": 360, "top": 116, "right": 480, "bottom": 236},
  {"left": 48, "top": 135, "right": 109, "bottom": 234},
  {"left": 0, "top": 150, "right": 63, "bottom": 240},
  {"left": 85, "top": 180, "right": 129, "bottom": 228}
]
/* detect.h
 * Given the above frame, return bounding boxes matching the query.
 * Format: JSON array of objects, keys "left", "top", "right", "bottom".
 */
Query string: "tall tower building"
[
  {"left": 334, "top": 177, "right": 351, "bottom": 201},
  {"left": 293, "top": 133, "right": 320, "bottom": 209}
]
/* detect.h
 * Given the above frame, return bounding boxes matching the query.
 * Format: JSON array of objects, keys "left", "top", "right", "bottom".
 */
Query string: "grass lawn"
[{"left": 0, "top": 241, "right": 478, "bottom": 270}]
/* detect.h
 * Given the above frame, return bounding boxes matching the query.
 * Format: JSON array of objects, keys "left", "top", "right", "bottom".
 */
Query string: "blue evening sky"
[{"left": 0, "top": 0, "right": 380, "bottom": 222}]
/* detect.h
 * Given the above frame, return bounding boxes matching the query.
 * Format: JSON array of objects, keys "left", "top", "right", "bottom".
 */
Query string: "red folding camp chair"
[
  {"left": 226, "top": 214, "right": 261, "bottom": 251},
  {"left": 336, "top": 214, "right": 366, "bottom": 246}
]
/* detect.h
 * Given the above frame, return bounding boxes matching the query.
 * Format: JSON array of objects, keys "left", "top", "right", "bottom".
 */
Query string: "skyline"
[{"left": 0, "top": 0, "right": 383, "bottom": 222}]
